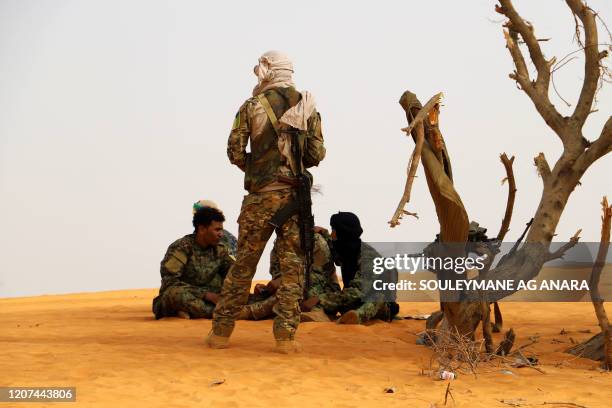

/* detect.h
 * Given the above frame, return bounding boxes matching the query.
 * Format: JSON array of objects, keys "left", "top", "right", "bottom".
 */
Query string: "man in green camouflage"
[
  {"left": 207, "top": 50, "right": 326, "bottom": 353},
  {"left": 240, "top": 231, "right": 340, "bottom": 322},
  {"left": 192, "top": 199, "right": 237, "bottom": 256},
  {"left": 152, "top": 206, "right": 234, "bottom": 319},
  {"left": 301, "top": 212, "right": 400, "bottom": 324}
]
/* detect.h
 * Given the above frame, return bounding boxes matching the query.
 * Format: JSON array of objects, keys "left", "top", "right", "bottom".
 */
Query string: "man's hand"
[
  {"left": 204, "top": 292, "right": 220, "bottom": 304},
  {"left": 301, "top": 296, "right": 319, "bottom": 312},
  {"left": 313, "top": 226, "right": 328, "bottom": 234},
  {"left": 266, "top": 278, "right": 281, "bottom": 295},
  {"left": 254, "top": 283, "right": 268, "bottom": 297}
]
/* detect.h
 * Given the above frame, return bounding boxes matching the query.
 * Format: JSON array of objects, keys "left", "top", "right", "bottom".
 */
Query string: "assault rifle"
[
  {"left": 270, "top": 130, "right": 314, "bottom": 298},
  {"left": 291, "top": 130, "right": 314, "bottom": 298}
]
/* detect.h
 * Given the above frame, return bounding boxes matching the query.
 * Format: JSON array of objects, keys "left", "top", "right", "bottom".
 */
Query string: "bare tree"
[
  {"left": 392, "top": 0, "right": 611, "bottom": 340},
  {"left": 498, "top": 0, "right": 611, "bottom": 245}
]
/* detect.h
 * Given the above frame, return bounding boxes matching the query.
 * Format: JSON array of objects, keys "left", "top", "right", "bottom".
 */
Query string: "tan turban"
[{"left": 252, "top": 50, "right": 295, "bottom": 96}]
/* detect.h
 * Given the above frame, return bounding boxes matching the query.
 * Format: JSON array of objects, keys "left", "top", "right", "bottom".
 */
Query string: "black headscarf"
[{"left": 330, "top": 212, "right": 363, "bottom": 287}]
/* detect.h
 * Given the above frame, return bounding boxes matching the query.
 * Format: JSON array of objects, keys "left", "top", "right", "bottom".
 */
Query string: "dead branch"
[
  {"left": 566, "top": 0, "right": 604, "bottom": 127},
  {"left": 591, "top": 197, "right": 611, "bottom": 302},
  {"left": 389, "top": 92, "right": 443, "bottom": 228},
  {"left": 498, "top": 0, "right": 566, "bottom": 139},
  {"left": 495, "top": 328, "right": 516, "bottom": 356},
  {"left": 497, "top": 153, "right": 517, "bottom": 241},
  {"left": 444, "top": 383, "right": 454, "bottom": 406},
  {"left": 545, "top": 229, "right": 582, "bottom": 261},
  {"left": 498, "top": 0, "right": 550, "bottom": 89},
  {"left": 481, "top": 301, "right": 494, "bottom": 354},
  {"left": 400, "top": 92, "right": 444, "bottom": 137},
  {"left": 511, "top": 336, "right": 539, "bottom": 353},
  {"left": 515, "top": 348, "right": 546, "bottom": 374},
  {"left": 551, "top": 68, "right": 573, "bottom": 108},
  {"left": 534, "top": 152, "right": 551, "bottom": 182},
  {"left": 589, "top": 196, "right": 611, "bottom": 369},
  {"left": 425, "top": 327, "right": 485, "bottom": 377},
  {"left": 389, "top": 122, "right": 424, "bottom": 228},
  {"left": 493, "top": 302, "right": 503, "bottom": 332},
  {"left": 574, "top": 115, "right": 612, "bottom": 171}
]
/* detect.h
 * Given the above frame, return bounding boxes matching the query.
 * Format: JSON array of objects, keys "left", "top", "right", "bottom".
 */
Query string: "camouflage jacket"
[
  {"left": 227, "top": 86, "right": 326, "bottom": 193},
  {"left": 269, "top": 231, "right": 341, "bottom": 298},
  {"left": 157, "top": 234, "right": 234, "bottom": 296},
  {"left": 318, "top": 241, "right": 393, "bottom": 311},
  {"left": 221, "top": 229, "right": 237, "bottom": 257}
]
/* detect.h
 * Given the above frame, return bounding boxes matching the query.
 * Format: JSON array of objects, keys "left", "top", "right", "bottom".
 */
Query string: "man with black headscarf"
[{"left": 301, "top": 212, "right": 399, "bottom": 324}]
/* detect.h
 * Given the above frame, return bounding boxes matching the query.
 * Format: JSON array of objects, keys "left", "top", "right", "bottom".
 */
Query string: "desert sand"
[{"left": 1, "top": 289, "right": 610, "bottom": 408}]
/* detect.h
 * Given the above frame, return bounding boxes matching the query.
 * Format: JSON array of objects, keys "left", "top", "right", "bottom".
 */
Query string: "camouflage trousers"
[
  {"left": 242, "top": 294, "right": 278, "bottom": 320},
  {"left": 153, "top": 285, "right": 215, "bottom": 319},
  {"left": 353, "top": 302, "right": 390, "bottom": 323},
  {"left": 212, "top": 189, "right": 304, "bottom": 340},
  {"left": 318, "top": 291, "right": 390, "bottom": 323}
]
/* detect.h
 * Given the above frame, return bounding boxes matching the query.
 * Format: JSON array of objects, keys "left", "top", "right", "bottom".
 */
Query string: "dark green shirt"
[{"left": 158, "top": 234, "right": 234, "bottom": 295}]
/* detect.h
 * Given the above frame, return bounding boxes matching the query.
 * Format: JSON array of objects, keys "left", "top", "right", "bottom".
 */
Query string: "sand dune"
[{"left": 1, "top": 290, "right": 610, "bottom": 407}]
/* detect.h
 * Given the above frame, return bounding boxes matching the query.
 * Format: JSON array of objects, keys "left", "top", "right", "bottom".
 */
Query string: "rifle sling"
[{"left": 256, "top": 94, "right": 280, "bottom": 136}]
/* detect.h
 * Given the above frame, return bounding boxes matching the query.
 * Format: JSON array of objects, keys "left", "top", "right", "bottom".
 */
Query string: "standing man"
[{"left": 207, "top": 51, "right": 326, "bottom": 353}]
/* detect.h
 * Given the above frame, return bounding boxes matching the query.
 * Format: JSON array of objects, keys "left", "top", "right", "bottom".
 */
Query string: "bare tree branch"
[
  {"left": 591, "top": 197, "right": 611, "bottom": 302},
  {"left": 497, "top": 153, "right": 517, "bottom": 241},
  {"left": 574, "top": 115, "right": 612, "bottom": 170},
  {"left": 498, "top": 0, "right": 551, "bottom": 89},
  {"left": 389, "top": 93, "right": 443, "bottom": 228},
  {"left": 498, "top": 1, "right": 567, "bottom": 139},
  {"left": 389, "top": 122, "right": 424, "bottom": 228},
  {"left": 503, "top": 29, "right": 531, "bottom": 87},
  {"left": 545, "top": 229, "right": 582, "bottom": 261},
  {"left": 533, "top": 152, "right": 551, "bottom": 182},
  {"left": 566, "top": 0, "right": 604, "bottom": 128},
  {"left": 589, "top": 196, "right": 611, "bottom": 370}
]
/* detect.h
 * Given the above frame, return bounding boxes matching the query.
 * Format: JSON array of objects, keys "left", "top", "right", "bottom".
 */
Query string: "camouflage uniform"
[
  {"left": 242, "top": 232, "right": 340, "bottom": 320},
  {"left": 318, "top": 241, "right": 394, "bottom": 323},
  {"left": 152, "top": 234, "right": 234, "bottom": 319},
  {"left": 221, "top": 229, "right": 237, "bottom": 257},
  {"left": 212, "top": 86, "right": 325, "bottom": 341}
]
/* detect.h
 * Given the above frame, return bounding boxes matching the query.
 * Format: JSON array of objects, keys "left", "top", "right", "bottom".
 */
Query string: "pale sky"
[{"left": 1, "top": 0, "right": 611, "bottom": 297}]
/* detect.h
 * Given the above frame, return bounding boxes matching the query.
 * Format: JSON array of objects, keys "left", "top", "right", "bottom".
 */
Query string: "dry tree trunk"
[
  {"left": 462, "top": 0, "right": 611, "bottom": 339},
  {"left": 397, "top": 91, "right": 477, "bottom": 337},
  {"left": 474, "top": 0, "right": 611, "bottom": 304},
  {"left": 394, "top": 0, "right": 611, "bottom": 343},
  {"left": 481, "top": 153, "right": 517, "bottom": 351},
  {"left": 567, "top": 197, "right": 611, "bottom": 369},
  {"left": 397, "top": 92, "right": 516, "bottom": 350}
]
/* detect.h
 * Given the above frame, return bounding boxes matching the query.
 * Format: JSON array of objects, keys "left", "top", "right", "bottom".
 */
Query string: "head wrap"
[
  {"left": 192, "top": 199, "right": 219, "bottom": 215},
  {"left": 330, "top": 212, "right": 363, "bottom": 241},
  {"left": 252, "top": 50, "right": 295, "bottom": 96},
  {"left": 329, "top": 212, "right": 363, "bottom": 287}
]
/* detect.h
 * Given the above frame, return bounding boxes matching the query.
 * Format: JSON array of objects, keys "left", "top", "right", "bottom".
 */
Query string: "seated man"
[
  {"left": 152, "top": 206, "right": 234, "bottom": 319},
  {"left": 239, "top": 230, "right": 341, "bottom": 322},
  {"left": 192, "top": 199, "right": 237, "bottom": 256},
  {"left": 301, "top": 212, "right": 400, "bottom": 324}
]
